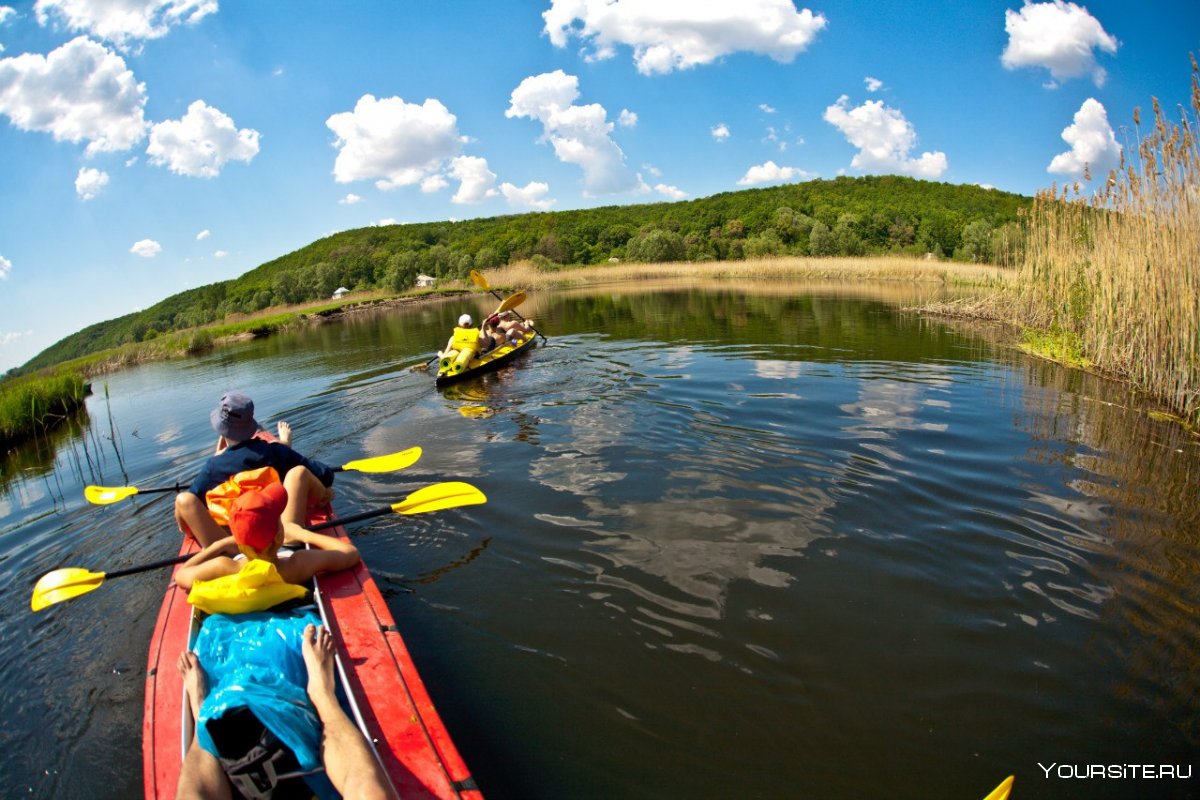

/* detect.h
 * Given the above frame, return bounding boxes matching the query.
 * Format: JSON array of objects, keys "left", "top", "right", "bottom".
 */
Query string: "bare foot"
[
  {"left": 301, "top": 624, "right": 339, "bottom": 718},
  {"left": 278, "top": 421, "right": 293, "bottom": 447},
  {"left": 177, "top": 651, "right": 208, "bottom": 720}
]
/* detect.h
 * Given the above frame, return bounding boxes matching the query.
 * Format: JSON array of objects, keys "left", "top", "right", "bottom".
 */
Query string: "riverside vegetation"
[
  {"left": 929, "top": 56, "right": 1200, "bottom": 428},
  {"left": 4, "top": 58, "right": 1198, "bottom": 445}
]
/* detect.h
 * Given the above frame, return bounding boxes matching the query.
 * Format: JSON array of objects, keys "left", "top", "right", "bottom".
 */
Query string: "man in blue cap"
[{"left": 174, "top": 391, "right": 337, "bottom": 547}]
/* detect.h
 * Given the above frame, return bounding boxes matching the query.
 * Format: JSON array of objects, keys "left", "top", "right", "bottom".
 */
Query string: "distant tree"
[
  {"left": 474, "top": 246, "right": 503, "bottom": 269},
  {"left": 743, "top": 230, "right": 783, "bottom": 257},
  {"left": 808, "top": 221, "right": 836, "bottom": 256},
  {"left": 833, "top": 213, "right": 864, "bottom": 256},
  {"left": 955, "top": 220, "right": 993, "bottom": 262},
  {"left": 625, "top": 229, "right": 686, "bottom": 262}
]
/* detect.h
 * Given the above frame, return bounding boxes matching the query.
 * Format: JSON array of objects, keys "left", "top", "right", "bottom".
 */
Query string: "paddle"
[
  {"left": 31, "top": 481, "right": 487, "bottom": 611},
  {"left": 83, "top": 446, "right": 423, "bottom": 506},
  {"left": 470, "top": 270, "right": 547, "bottom": 342}
]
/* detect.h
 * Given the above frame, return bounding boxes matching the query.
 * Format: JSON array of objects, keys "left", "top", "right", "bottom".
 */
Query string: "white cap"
[{"left": 458, "top": 314, "right": 473, "bottom": 326}]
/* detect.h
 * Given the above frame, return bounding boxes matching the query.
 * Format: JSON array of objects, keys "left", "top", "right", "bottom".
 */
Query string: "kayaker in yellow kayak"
[{"left": 175, "top": 392, "right": 337, "bottom": 547}]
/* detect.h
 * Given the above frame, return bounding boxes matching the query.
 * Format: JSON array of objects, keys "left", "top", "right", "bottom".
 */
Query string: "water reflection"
[{"left": 2, "top": 283, "right": 1199, "bottom": 798}]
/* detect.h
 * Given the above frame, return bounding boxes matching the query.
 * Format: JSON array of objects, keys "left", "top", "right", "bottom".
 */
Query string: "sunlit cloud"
[
  {"left": 34, "top": 0, "right": 217, "bottom": 49},
  {"left": 711, "top": 122, "right": 730, "bottom": 141},
  {"left": 823, "top": 95, "right": 948, "bottom": 178},
  {"left": 0, "top": 253, "right": 11, "bottom": 279},
  {"left": 1047, "top": 98, "right": 1120, "bottom": 178},
  {"left": 338, "top": 193, "right": 362, "bottom": 205},
  {"left": 0, "top": 36, "right": 148, "bottom": 155},
  {"left": 1001, "top": 0, "right": 1118, "bottom": 88},
  {"left": 618, "top": 108, "right": 637, "bottom": 127},
  {"left": 195, "top": 228, "right": 210, "bottom": 240},
  {"left": 543, "top": 0, "right": 827, "bottom": 75},
  {"left": 327, "top": 94, "right": 465, "bottom": 190},
  {"left": 737, "top": 160, "right": 814, "bottom": 186},
  {"left": 865, "top": 76, "right": 883, "bottom": 92},
  {"left": 74, "top": 166, "right": 109, "bottom": 199},
  {"left": 130, "top": 238, "right": 161, "bottom": 257},
  {"left": 656, "top": 183, "right": 687, "bottom": 199},
  {"left": 501, "top": 180, "right": 555, "bottom": 210},
  {"left": 147, "top": 100, "right": 260, "bottom": 177},
  {"left": 506, "top": 70, "right": 639, "bottom": 195},
  {"left": 448, "top": 155, "right": 498, "bottom": 204}
]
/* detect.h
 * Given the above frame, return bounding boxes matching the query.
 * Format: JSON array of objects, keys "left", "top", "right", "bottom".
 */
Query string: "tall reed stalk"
[{"left": 1004, "top": 56, "right": 1200, "bottom": 423}]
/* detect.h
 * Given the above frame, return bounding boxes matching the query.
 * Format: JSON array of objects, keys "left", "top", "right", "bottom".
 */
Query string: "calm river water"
[{"left": 1, "top": 282, "right": 1197, "bottom": 799}]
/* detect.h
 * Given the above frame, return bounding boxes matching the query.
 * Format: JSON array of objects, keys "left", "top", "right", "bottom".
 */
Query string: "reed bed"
[
  {"left": 0, "top": 370, "right": 88, "bottom": 448},
  {"left": 482, "top": 255, "right": 1010, "bottom": 292},
  {"left": 985, "top": 57, "right": 1200, "bottom": 424}
]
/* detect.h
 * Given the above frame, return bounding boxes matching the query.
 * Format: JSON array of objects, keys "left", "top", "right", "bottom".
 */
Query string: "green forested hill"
[{"left": 18, "top": 175, "right": 1029, "bottom": 374}]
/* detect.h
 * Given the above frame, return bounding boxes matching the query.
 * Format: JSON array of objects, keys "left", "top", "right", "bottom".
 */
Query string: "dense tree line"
[{"left": 17, "top": 176, "right": 1029, "bottom": 374}]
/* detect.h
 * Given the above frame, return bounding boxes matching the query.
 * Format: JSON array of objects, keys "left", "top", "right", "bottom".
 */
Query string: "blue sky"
[{"left": 0, "top": 0, "right": 1196, "bottom": 372}]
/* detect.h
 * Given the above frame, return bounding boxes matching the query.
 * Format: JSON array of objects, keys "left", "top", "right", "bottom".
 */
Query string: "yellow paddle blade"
[
  {"left": 469, "top": 269, "right": 491, "bottom": 290},
  {"left": 459, "top": 405, "right": 492, "bottom": 418},
  {"left": 982, "top": 776, "right": 1014, "bottom": 800},
  {"left": 340, "top": 446, "right": 422, "bottom": 474},
  {"left": 391, "top": 482, "right": 486, "bottom": 515},
  {"left": 496, "top": 292, "right": 526, "bottom": 313},
  {"left": 84, "top": 485, "right": 140, "bottom": 505},
  {"left": 31, "top": 568, "right": 107, "bottom": 612}
]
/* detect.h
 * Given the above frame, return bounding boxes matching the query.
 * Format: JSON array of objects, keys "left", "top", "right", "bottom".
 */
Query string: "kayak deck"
[
  {"left": 142, "top": 508, "right": 480, "bottom": 798},
  {"left": 436, "top": 330, "right": 536, "bottom": 388}
]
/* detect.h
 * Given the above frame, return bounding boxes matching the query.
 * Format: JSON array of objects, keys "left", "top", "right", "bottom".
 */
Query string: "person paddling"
[{"left": 175, "top": 392, "right": 336, "bottom": 547}]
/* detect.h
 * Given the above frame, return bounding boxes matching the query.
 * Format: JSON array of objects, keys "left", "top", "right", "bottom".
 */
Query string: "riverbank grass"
[{"left": 0, "top": 370, "right": 88, "bottom": 449}]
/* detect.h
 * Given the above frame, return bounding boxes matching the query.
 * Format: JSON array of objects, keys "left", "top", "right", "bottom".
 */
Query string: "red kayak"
[{"left": 142, "top": 501, "right": 480, "bottom": 798}]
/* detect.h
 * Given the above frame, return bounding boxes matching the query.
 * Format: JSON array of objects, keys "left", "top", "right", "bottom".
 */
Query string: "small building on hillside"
[
  {"left": 415, "top": 274, "right": 436, "bottom": 288},
  {"left": 332, "top": 286, "right": 350, "bottom": 299}
]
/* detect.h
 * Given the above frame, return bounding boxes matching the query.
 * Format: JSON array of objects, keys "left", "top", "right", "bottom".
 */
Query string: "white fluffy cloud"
[
  {"left": 146, "top": 100, "right": 259, "bottom": 177},
  {"left": 1001, "top": 1, "right": 1118, "bottom": 87},
  {"left": 74, "top": 166, "right": 108, "bottom": 199},
  {"left": 326, "top": 94, "right": 464, "bottom": 190},
  {"left": 338, "top": 194, "right": 362, "bottom": 205},
  {"left": 130, "top": 238, "right": 161, "bottom": 257},
  {"left": 823, "top": 95, "right": 948, "bottom": 178},
  {"left": 865, "top": 76, "right": 883, "bottom": 92},
  {"left": 501, "top": 181, "right": 555, "bottom": 210},
  {"left": 213, "top": 249, "right": 226, "bottom": 258},
  {"left": 655, "top": 183, "right": 687, "bottom": 199},
  {"left": 34, "top": 0, "right": 217, "bottom": 48},
  {"left": 0, "top": 253, "right": 11, "bottom": 279},
  {"left": 0, "top": 6, "right": 14, "bottom": 25},
  {"left": 1047, "top": 98, "right": 1121, "bottom": 178},
  {"left": 618, "top": 108, "right": 637, "bottom": 127},
  {"left": 195, "top": 228, "right": 210, "bottom": 239},
  {"left": 448, "top": 155, "right": 498, "bottom": 204},
  {"left": 711, "top": 122, "right": 730, "bottom": 141},
  {"left": 0, "top": 36, "right": 148, "bottom": 155},
  {"left": 737, "top": 160, "right": 813, "bottom": 186},
  {"left": 543, "top": 0, "right": 826, "bottom": 75},
  {"left": 506, "top": 70, "right": 639, "bottom": 195}
]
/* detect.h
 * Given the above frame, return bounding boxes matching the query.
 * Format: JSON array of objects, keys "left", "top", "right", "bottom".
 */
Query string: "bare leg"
[
  {"left": 302, "top": 624, "right": 397, "bottom": 800},
  {"left": 175, "top": 493, "right": 227, "bottom": 548},
  {"left": 281, "top": 466, "right": 333, "bottom": 543},
  {"left": 176, "top": 652, "right": 232, "bottom": 800},
  {"left": 277, "top": 421, "right": 293, "bottom": 447}
]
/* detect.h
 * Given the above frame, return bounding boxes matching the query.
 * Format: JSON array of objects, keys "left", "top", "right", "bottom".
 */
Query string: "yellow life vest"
[
  {"left": 205, "top": 466, "right": 281, "bottom": 527},
  {"left": 187, "top": 558, "right": 308, "bottom": 615},
  {"left": 451, "top": 326, "right": 481, "bottom": 350}
]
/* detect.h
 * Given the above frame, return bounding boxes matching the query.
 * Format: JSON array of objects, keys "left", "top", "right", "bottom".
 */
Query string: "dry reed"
[{"left": 987, "top": 57, "right": 1200, "bottom": 423}]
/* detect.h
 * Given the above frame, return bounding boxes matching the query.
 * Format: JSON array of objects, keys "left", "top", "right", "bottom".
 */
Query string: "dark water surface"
[{"left": 2, "top": 283, "right": 1197, "bottom": 799}]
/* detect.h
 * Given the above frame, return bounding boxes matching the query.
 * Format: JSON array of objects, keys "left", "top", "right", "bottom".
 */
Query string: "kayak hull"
[
  {"left": 142, "top": 481, "right": 479, "bottom": 797},
  {"left": 436, "top": 330, "right": 536, "bottom": 388}
]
